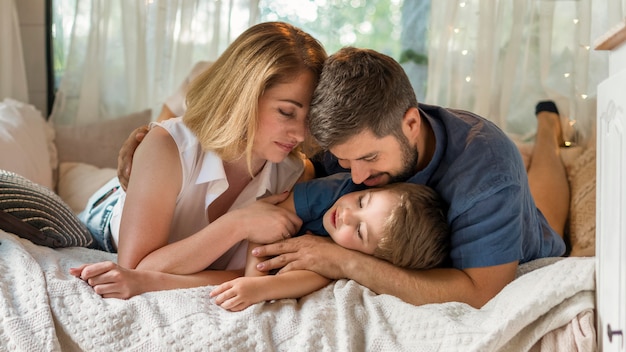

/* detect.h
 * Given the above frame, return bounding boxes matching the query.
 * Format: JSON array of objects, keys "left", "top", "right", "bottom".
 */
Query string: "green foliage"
[{"left": 259, "top": 0, "right": 403, "bottom": 59}]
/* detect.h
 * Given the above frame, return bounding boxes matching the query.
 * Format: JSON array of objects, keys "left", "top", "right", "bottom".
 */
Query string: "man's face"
[{"left": 329, "top": 129, "right": 419, "bottom": 187}]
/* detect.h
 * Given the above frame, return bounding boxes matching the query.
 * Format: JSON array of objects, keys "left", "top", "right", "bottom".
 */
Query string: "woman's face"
[{"left": 253, "top": 70, "right": 317, "bottom": 164}]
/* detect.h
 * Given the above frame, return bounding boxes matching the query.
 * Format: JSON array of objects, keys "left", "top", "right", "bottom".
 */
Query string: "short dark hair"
[{"left": 309, "top": 47, "right": 418, "bottom": 150}]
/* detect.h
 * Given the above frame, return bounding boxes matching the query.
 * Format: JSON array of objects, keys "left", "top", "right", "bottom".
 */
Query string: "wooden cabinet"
[{"left": 596, "top": 20, "right": 626, "bottom": 352}]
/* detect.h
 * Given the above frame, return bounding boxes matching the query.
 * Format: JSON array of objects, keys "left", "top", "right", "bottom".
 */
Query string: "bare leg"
[{"left": 527, "top": 103, "right": 570, "bottom": 237}]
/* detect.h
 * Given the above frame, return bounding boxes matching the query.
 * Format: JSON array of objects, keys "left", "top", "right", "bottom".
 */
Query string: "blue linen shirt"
[
  {"left": 313, "top": 103, "right": 565, "bottom": 269},
  {"left": 292, "top": 173, "right": 365, "bottom": 237}
]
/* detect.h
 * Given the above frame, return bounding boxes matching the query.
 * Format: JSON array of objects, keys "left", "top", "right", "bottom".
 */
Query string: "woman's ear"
[{"left": 401, "top": 107, "right": 421, "bottom": 140}]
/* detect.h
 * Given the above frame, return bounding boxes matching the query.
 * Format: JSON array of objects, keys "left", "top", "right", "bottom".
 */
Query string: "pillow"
[
  {"left": 57, "top": 162, "right": 117, "bottom": 214},
  {"left": 54, "top": 109, "right": 152, "bottom": 169},
  {"left": 0, "top": 169, "right": 98, "bottom": 249},
  {"left": 0, "top": 98, "right": 56, "bottom": 189},
  {"left": 565, "top": 145, "right": 596, "bottom": 256}
]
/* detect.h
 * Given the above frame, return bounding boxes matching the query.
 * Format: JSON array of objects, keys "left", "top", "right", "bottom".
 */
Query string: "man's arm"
[{"left": 252, "top": 235, "right": 518, "bottom": 308}]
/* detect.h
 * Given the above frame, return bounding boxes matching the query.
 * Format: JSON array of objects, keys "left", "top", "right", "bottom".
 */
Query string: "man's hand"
[
  {"left": 252, "top": 234, "right": 352, "bottom": 279},
  {"left": 117, "top": 125, "right": 149, "bottom": 190}
]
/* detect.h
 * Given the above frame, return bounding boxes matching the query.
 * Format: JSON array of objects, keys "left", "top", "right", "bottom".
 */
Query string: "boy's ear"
[{"left": 401, "top": 107, "right": 421, "bottom": 140}]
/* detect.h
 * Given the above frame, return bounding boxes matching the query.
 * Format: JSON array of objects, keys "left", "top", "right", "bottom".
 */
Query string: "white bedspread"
[{"left": 0, "top": 230, "right": 596, "bottom": 352}]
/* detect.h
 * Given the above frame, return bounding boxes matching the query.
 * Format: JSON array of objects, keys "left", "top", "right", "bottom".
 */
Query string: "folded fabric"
[{"left": 0, "top": 169, "right": 97, "bottom": 249}]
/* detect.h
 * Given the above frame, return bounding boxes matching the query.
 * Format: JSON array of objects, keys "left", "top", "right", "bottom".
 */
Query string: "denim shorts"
[{"left": 77, "top": 177, "right": 121, "bottom": 253}]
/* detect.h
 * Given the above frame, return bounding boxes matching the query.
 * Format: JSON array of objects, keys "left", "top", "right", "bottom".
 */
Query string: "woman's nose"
[{"left": 291, "top": 121, "right": 306, "bottom": 143}]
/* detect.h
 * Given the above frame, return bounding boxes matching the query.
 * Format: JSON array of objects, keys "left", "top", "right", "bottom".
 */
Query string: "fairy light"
[
  {"left": 573, "top": 18, "right": 579, "bottom": 24},
  {"left": 465, "top": 76, "right": 471, "bottom": 82},
  {"left": 461, "top": 50, "right": 468, "bottom": 55},
  {"left": 564, "top": 73, "right": 570, "bottom": 78}
]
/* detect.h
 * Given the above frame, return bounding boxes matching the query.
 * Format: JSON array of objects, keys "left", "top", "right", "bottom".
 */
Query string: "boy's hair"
[
  {"left": 373, "top": 183, "right": 450, "bottom": 270},
  {"left": 309, "top": 47, "right": 417, "bottom": 150},
  {"left": 184, "top": 21, "right": 327, "bottom": 174}
]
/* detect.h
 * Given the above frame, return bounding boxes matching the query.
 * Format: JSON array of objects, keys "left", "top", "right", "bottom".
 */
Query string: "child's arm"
[
  {"left": 244, "top": 242, "right": 267, "bottom": 277},
  {"left": 210, "top": 270, "right": 331, "bottom": 311}
]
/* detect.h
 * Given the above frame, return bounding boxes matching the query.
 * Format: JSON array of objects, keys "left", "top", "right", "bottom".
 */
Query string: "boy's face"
[{"left": 322, "top": 188, "right": 399, "bottom": 254}]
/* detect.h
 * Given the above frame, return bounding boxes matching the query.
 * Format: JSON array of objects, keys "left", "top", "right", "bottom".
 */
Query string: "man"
[{"left": 250, "top": 47, "right": 568, "bottom": 308}]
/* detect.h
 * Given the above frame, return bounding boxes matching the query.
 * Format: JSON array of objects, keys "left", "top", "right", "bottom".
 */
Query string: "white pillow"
[{"left": 0, "top": 98, "right": 56, "bottom": 189}]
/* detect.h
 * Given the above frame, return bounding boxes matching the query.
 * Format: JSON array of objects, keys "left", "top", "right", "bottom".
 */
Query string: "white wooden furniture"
[{"left": 596, "top": 19, "right": 626, "bottom": 352}]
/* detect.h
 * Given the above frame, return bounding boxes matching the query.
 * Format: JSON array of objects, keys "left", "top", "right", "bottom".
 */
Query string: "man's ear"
[{"left": 401, "top": 107, "right": 421, "bottom": 140}]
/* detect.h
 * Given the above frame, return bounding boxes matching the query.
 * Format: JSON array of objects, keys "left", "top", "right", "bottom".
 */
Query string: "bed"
[{"left": 0, "top": 97, "right": 599, "bottom": 351}]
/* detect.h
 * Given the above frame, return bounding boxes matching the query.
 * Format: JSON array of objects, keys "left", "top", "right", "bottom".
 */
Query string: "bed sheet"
[{"left": 0, "top": 230, "right": 596, "bottom": 352}]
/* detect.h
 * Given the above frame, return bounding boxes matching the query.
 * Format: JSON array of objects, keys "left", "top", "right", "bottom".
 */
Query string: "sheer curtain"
[
  {"left": 0, "top": 0, "right": 29, "bottom": 103},
  {"left": 50, "top": 0, "right": 259, "bottom": 126},
  {"left": 424, "top": 0, "right": 625, "bottom": 144}
]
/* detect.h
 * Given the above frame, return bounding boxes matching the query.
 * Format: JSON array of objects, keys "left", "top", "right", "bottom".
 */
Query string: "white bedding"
[{"left": 0, "top": 229, "right": 596, "bottom": 352}]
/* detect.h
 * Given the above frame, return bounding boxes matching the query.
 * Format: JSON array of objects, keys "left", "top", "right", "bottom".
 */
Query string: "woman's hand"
[
  {"left": 69, "top": 261, "right": 147, "bottom": 299},
  {"left": 117, "top": 125, "right": 149, "bottom": 190},
  {"left": 232, "top": 192, "right": 303, "bottom": 244}
]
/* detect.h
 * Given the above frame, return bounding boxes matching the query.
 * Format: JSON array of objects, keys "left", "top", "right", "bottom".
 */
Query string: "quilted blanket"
[{"left": 0, "top": 230, "right": 596, "bottom": 352}]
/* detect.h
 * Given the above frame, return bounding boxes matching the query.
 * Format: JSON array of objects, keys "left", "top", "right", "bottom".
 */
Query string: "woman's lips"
[{"left": 276, "top": 141, "right": 296, "bottom": 153}]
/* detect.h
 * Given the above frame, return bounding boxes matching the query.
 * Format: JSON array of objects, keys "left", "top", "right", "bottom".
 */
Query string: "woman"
[{"left": 70, "top": 21, "right": 327, "bottom": 298}]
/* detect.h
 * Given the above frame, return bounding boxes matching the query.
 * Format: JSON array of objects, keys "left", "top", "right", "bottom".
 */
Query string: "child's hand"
[{"left": 210, "top": 277, "right": 265, "bottom": 312}]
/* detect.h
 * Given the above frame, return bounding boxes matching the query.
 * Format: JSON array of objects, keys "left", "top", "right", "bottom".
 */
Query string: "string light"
[
  {"left": 573, "top": 18, "right": 579, "bottom": 24},
  {"left": 461, "top": 50, "right": 468, "bottom": 55},
  {"left": 465, "top": 76, "right": 471, "bottom": 82},
  {"left": 581, "top": 94, "right": 588, "bottom": 99},
  {"left": 563, "top": 73, "right": 570, "bottom": 78}
]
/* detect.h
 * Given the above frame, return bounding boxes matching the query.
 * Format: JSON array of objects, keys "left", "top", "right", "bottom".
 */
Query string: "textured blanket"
[{"left": 0, "top": 230, "right": 596, "bottom": 352}]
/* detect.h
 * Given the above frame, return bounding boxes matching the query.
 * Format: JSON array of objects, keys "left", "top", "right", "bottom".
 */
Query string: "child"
[{"left": 210, "top": 173, "right": 449, "bottom": 311}]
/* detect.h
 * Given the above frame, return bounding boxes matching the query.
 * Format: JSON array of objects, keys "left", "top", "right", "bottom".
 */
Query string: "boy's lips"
[{"left": 331, "top": 209, "right": 337, "bottom": 228}]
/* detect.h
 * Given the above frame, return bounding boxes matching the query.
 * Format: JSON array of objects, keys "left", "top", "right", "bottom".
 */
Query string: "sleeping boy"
[{"left": 210, "top": 173, "right": 450, "bottom": 311}]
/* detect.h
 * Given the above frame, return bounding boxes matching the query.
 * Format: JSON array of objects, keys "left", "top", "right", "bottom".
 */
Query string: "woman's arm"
[
  {"left": 70, "top": 261, "right": 243, "bottom": 299},
  {"left": 117, "top": 126, "right": 302, "bottom": 275},
  {"left": 209, "top": 270, "right": 331, "bottom": 311}
]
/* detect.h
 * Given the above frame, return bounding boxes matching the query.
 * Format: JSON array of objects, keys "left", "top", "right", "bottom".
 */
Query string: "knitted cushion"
[
  {"left": 0, "top": 169, "right": 97, "bottom": 248},
  {"left": 565, "top": 146, "right": 596, "bottom": 256}
]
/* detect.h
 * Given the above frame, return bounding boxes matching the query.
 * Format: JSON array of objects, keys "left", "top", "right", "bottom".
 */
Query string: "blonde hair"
[
  {"left": 373, "top": 183, "right": 450, "bottom": 270},
  {"left": 184, "top": 22, "right": 327, "bottom": 173}
]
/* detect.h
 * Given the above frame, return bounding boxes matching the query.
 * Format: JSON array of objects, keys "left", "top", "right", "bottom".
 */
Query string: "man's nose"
[{"left": 350, "top": 165, "right": 369, "bottom": 185}]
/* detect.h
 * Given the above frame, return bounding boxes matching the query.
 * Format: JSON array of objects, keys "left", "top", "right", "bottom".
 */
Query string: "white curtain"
[
  {"left": 0, "top": 0, "right": 29, "bottom": 102},
  {"left": 424, "top": 0, "right": 625, "bottom": 144},
  {"left": 50, "top": 0, "right": 259, "bottom": 126}
]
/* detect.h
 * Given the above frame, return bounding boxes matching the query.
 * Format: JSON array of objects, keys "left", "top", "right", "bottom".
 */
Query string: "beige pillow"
[
  {"left": 54, "top": 109, "right": 151, "bottom": 169},
  {"left": 565, "top": 146, "right": 596, "bottom": 256},
  {"left": 57, "top": 162, "right": 117, "bottom": 214}
]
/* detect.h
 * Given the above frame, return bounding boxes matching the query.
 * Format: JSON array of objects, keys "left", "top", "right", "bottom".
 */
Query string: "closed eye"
[{"left": 279, "top": 108, "right": 296, "bottom": 118}]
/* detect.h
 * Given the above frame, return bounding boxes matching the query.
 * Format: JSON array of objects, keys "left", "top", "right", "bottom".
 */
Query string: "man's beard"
[{"left": 388, "top": 135, "right": 420, "bottom": 184}]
